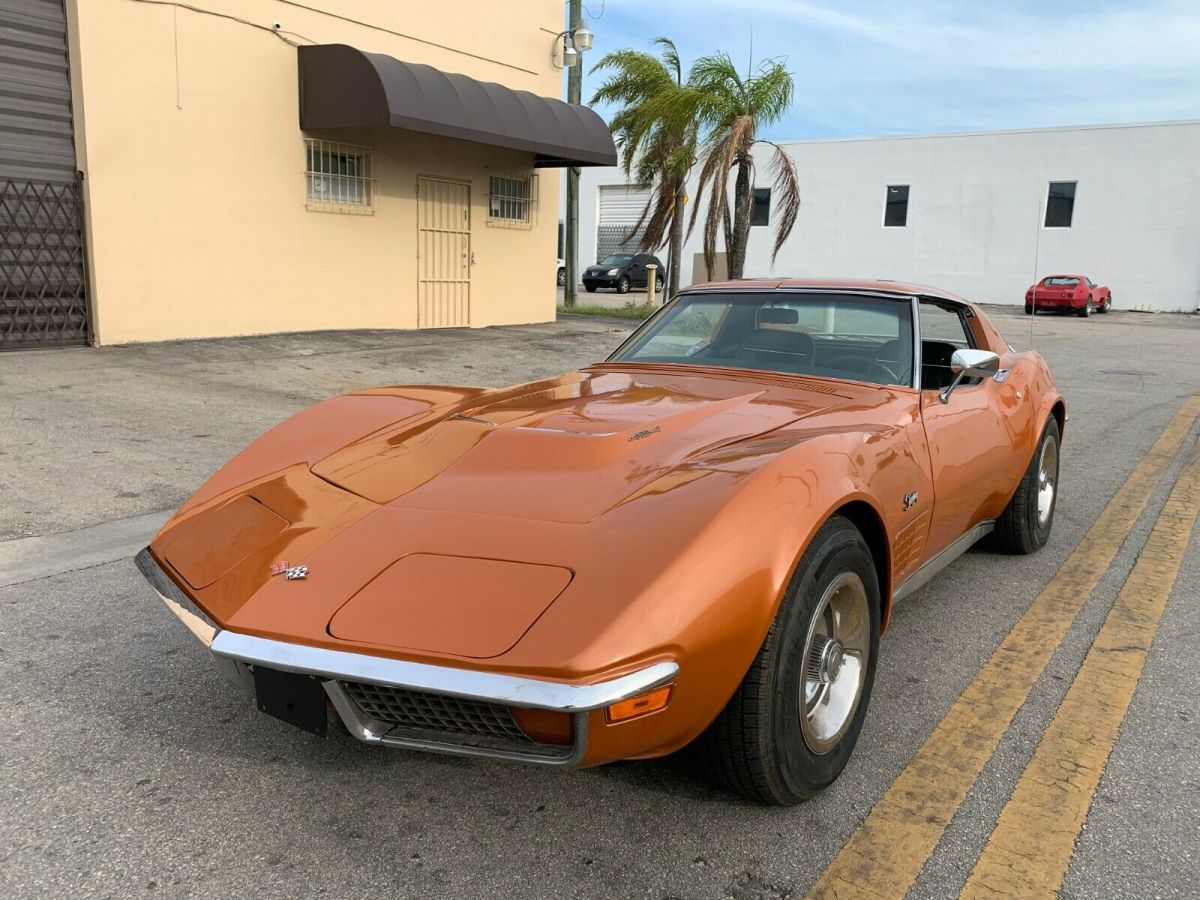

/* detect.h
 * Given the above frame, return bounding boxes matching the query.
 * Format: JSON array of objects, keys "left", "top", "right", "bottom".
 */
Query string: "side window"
[
  {"left": 919, "top": 302, "right": 977, "bottom": 391},
  {"left": 920, "top": 303, "right": 972, "bottom": 346}
]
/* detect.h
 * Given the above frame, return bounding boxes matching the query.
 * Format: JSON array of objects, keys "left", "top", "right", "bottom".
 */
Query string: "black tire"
[
  {"left": 992, "top": 417, "right": 1060, "bottom": 554},
  {"left": 698, "top": 516, "right": 881, "bottom": 805},
  {"left": 1024, "top": 304, "right": 1033, "bottom": 315},
  {"left": 1078, "top": 296, "right": 1093, "bottom": 317},
  {"left": 556, "top": 267, "right": 566, "bottom": 287},
  {"left": 616, "top": 275, "right": 631, "bottom": 294},
  {"left": 584, "top": 285, "right": 596, "bottom": 293}
]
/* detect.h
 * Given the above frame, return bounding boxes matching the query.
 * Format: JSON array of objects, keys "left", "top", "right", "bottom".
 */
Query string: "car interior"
[{"left": 615, "top": 294, "right": 983, "bottom": 391}]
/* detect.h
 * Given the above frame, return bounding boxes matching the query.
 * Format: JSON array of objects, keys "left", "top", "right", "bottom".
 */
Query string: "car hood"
[
  {"left": 310, "top": 366, "right": 866, "bottom": 525},
  {"left": 152, "top": 365, "right": 881, "bottom": 661}
]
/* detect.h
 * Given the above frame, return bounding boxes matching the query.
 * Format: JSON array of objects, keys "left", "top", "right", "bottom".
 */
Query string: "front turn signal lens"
[{"left": 605, "top": 685, "right": 672, "bottom": 724}]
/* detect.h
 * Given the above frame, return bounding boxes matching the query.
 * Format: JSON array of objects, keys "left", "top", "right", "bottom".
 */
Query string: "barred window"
[
  {"left": 305, "top": 139, "right": 375, "bottom": 214},
  {"left": 488, "top": 174, "right": 538, "bottom": 227}
]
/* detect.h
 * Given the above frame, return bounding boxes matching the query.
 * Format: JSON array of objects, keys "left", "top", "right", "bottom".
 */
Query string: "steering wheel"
[
  {"left": 823, "top": 355, "right": 873, "bottom": 375},
  {"left": 872, "top": 361, "right": 903, "bottom": 385}
]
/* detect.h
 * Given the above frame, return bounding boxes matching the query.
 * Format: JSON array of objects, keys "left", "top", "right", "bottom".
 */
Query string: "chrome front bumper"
[{"left": 134, "top": 548, "right": 677, "bottom": 765}]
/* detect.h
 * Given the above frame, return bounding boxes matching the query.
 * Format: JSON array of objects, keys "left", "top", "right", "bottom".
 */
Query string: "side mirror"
[{"left": 939, "top": 349, "right": 1000, "bottom": 403}]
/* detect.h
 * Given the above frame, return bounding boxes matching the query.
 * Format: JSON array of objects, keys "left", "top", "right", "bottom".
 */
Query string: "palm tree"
[
  {"left": 590, "top": 38, "right": 696, "bottom": 298},
  {"left": 686, "top": 53, "right": 800, "bottom": 281}
]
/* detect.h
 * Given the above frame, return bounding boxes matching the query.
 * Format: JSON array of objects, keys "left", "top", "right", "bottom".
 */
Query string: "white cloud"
[{"left": 585, "top": 0, "right": 1200, "bottom": 136}]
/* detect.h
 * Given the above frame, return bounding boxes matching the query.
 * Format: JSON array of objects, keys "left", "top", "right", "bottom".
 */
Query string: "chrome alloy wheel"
[
  {"left": 800, "top": 572, "right": 870, "bottom": 755},
  {"left": 1037, "top": 435, "right": 1059, "bottom": 527}
]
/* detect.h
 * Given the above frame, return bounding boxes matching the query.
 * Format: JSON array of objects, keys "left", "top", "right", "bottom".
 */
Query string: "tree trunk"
[
  {"left": 668, "top": 184, "right": 685, "bottom": 297},
  {"left": 728, "top": 158, "right": 753, "bottom": 279}
]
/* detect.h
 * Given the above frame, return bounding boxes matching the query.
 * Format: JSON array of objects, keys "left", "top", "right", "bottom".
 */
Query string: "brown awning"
[{"left": 297, "top": 44, "right": 617, "bottom": 168}]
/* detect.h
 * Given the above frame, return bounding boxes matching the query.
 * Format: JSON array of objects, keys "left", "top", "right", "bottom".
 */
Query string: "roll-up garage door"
[
  {"left": 0, "top": 0, "right": 90, "bottom": 349},
  {"left": 596, "top": 184, "right": 651, "bottom": 262}
]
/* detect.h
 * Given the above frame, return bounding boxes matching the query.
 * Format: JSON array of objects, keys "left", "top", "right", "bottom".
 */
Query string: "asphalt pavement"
[{"left": 1, "top": 307, "right": 1198, "bottom": 898}]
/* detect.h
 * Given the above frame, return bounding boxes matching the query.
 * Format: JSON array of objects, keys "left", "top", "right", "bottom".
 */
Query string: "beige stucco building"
[{"left": 0, "top": 1, "right": 613, "bottom": 348}]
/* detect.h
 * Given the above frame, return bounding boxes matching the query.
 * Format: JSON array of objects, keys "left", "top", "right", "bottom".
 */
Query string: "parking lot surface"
[{"left": 2, "top": 307, "right": 1198, "bottom": 898}]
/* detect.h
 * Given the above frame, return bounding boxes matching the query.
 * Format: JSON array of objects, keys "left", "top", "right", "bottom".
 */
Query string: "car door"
[
  {"left": 917, "top": 301, "right": 1015, "bottom": 559},
  {"left": 628, "top": 255, "right": 647, "bottom": 287}
]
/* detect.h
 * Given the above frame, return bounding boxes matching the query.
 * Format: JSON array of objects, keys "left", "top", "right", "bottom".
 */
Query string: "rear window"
[
  {"left": 610, "top": 292, "right": 914, "bottom": 388},
  {"left": 1043, "top": 277, "right": 1079, "bottom": 287}
]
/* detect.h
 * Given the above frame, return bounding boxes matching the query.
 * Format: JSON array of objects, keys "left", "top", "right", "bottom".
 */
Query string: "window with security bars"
[
  {"left": 488, "top": 174, "right": 538, "bottom": 227},
  {"left": 305, "top": 139, "right": 375, "bottom": 213}
]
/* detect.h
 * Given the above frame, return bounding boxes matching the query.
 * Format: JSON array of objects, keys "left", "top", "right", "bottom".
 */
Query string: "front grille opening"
[{"left": 342, "top": 681, "right": 531, "bottom": 742}]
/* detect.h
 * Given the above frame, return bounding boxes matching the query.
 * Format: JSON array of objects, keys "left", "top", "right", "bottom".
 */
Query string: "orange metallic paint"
[{"left": 147, "top": 281, "right": 1062, "bottom": 767}]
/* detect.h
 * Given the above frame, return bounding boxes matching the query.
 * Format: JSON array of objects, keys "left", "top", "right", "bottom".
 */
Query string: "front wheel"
[
  {"left": 698, "top": 516, "right": 880, "bottom": 805},
  {"left": 616, "top": 275, "right": 631, "bottom": 294},
  {"left": 1099, "top": 293, "right": 1111, "bottom": 313},
  {"left": 992, "top": 416, "right": 1060, "bottom": 554}
]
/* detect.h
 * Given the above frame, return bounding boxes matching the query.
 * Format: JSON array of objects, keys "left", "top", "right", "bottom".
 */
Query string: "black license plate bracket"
[{"left": 252, "top": 666, "right": 328, "bottom": 736}]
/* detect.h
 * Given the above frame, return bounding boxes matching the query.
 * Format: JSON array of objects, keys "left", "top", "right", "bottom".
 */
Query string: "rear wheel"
[
  {"left": 698, "top": 516, "right": 880, "bottom": 805},
  {"left": 992, "top": 417, "right": 1060, "bottom": 554},
  {"left": 556, "top": 267, "right": 566, "bottom": 287},
  {"left": 1078, "top": 296, "right": 1093, "bottom": 317}
]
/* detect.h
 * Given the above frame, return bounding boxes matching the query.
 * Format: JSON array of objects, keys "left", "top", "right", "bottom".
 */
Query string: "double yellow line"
[{"left": 810, "top": 393, "right": 1200, "bottom": 900}]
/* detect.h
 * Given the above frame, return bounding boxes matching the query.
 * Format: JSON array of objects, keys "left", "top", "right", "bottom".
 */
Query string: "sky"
[{"left": 570, "top": 0, "right": 1200, "bottom": 140}]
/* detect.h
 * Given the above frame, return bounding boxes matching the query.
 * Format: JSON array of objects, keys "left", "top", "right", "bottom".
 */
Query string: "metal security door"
[
  {"left": 417, "top": 177, "right": 470, "bottom": 328},
  {"left": 596, "top": 183, "right": 651, "bottom": 262},
  {"left": 0, "top": 0, "right": 90, "bottom": 349}
]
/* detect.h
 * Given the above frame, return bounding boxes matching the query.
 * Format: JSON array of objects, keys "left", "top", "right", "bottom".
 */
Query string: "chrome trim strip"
[
  {"left": 134, "top": 547, "right": 218, "bottom": 647},
  {"left": 892, "top": 519, "right": 995, "bottom": 605},
  {"left": 324, "top": 682, "right": 588, "bottom": 767},
  {"left": 210, "top": 630, "right": 680, "bottom": 713},
  {"left": 910, "top": 295, "right": 923, "bottom": 391}
]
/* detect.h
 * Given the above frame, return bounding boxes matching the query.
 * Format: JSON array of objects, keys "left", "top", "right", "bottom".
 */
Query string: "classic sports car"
[
  {"left": 136, "top": 279, "right": 1064, "bottom": 805},
  {"left": 1025, "top": 274, "right": 1111, "bottom": 316}
]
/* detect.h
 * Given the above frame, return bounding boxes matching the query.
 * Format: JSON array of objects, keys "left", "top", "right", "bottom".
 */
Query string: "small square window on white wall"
[
  {"left": 305, "top": 139, "right": 375, "bottom": 214},
  {"left": 488, "top": 173, "right": 538, "bottom": 228}
]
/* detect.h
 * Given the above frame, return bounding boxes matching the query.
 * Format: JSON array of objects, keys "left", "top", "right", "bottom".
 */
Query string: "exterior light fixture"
[
  {"left": 573, "top": 19, "right": 593, "bottom": 52},
  {"left": 552, "top": 23, "right": 592, "bottom": 70}
]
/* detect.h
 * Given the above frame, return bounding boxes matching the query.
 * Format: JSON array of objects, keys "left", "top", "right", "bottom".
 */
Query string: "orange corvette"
[{"left": 137, "top": 279, "right": 1064, "bottom": 804}]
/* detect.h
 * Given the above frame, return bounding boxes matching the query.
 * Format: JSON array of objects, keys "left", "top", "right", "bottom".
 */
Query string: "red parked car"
[{"left": 1025, "top": 275, "right": 1111, "bottom": 317}]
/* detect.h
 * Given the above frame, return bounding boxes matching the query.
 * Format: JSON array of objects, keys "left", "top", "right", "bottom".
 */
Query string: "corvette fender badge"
[
  {"left": 270, "top": 561, "right": 308, "bottom": 580},
  {"left": 903, "top": 491, "right": 919, "bottom": 511}
]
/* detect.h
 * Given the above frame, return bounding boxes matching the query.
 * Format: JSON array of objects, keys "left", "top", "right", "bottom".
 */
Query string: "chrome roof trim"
[
  {"left": 210, "top": 630, "right": 679, "bottom": 713},
  {"left": 676, "top": 285, "right": 925, "bottom": 303}
]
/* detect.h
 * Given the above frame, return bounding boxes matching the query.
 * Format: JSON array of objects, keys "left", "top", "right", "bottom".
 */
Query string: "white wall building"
[{"left": 571, "top": 120, "right": 1200, "bottom": 312}]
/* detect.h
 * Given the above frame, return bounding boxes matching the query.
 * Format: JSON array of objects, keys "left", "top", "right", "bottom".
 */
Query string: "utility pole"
[{"left": 563, "top": 0, "right": 582, "bottom": 308}]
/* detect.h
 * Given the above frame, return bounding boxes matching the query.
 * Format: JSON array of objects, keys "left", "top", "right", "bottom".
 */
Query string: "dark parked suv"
[{"left": 583, "top": 253, "right": 666, "bottom": 294}]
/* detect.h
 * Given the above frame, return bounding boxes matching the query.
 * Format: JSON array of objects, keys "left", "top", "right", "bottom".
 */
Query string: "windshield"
[
  {"left": 598, "top": 255, "right": 633, "bottom": 266},
  {"left": 610, "top": 292, "right": 914, "bottom": 387},
  {"left": 1043, "top": 277, "right": 1079, "bottom": 286}
]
